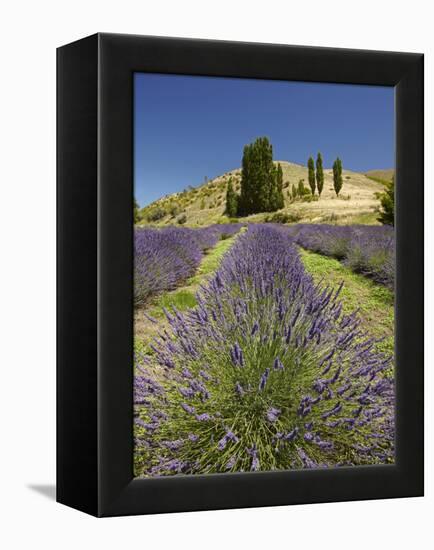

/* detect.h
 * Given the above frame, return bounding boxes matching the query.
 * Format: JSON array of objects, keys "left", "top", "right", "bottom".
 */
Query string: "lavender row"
[
  {"left": 134, "top": 225, "right": 394, "bottom": 476},
  {"left": 134, "top": 224, "right": 241, "bottom": 306},
  {"left": 293, "top": 224, "right": 395, "bottom": 288}
]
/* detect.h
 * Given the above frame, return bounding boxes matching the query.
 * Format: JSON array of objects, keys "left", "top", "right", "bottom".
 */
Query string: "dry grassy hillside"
[{"left": 138, "top": 161, "right": 386, "bottom": 227}]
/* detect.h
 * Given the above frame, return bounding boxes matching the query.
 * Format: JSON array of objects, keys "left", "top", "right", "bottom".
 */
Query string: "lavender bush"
[
  {"left": 294, "top": 224, "right": 395, "bottom": 288},
  {"left": 134, "top": 224, "right": 241, "bottom": 306},
  {"left": 134, "top": 225, "right": 394, "bottom": 476}
]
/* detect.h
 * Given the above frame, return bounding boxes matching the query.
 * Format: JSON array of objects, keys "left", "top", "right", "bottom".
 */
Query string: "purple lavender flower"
[
  {"left": 321, "top": 402, "right": 342, "bottom": 419},
  {"left": 266, "top": 407, "right": 281, "bottom": 422},
  {"left": 195, "top": 413, "right": 212, "bottom": 422},
  {"left": 163, "top": 439, "right": 184, "bottom": 450},
  {"left": 230, "top": 342, "right": 244, "bottom": 367},
  {"left": 297, "top": 447, "right": 318, "bottom": 469},
  {"left": 247, "top": 445, "right": 260, "bottom": 471},
  {"left": 179, "top": 387, "right": 195, "bottom": 398},
  {"left": 235, "top": 382, "right": 245, "bottom": 397},
  {"left": 283, "top": 427, "right": 299, "bottom": 442},
  {"left": 181, "top": 403, "right": 195, "bottom": 414},
  {"left": 273, "top": 357, "right": 284, "bottom": 371},
  {"left": 259, "top": 368, "right": 270, "bottom": 391},
  {"left": 226, "top": 456, "right": 236, "bottom": 470}
]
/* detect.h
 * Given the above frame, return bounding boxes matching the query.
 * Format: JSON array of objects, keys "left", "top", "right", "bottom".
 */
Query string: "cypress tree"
[
  {"left": 269, "top": 163, "right": 284, "bottom": 210},
  {"left": 277, "top": 163, "right": 284, "bottom": 208},
  {"left": 308, "top": 156, "right": 316, "bottom": 195},
  {"left": 292, "top": 183, "right": 297, "bottom": 200},
  {"left": 225, "top": 179, "right": 238, "bottom": 218},
  {"left": 333, "top": 157, "right": 343, "bottom": 196},
  {"left": 238, "top": 137, "right": 275, "bottom": 215},
  {"left": 316, "top": 153, "right": 324, "bottom": 196}
]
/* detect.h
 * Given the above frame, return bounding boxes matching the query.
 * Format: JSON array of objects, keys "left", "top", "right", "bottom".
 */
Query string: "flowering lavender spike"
[
  {"left": 226, "top": 456, "right": 236, "bottom": 470},
  {"left": 285, "top": 325, "right": 292, "bottom": 344},
  {"left": 195, "top": 413, "right": 212, "bottom": 422},
  {"left": 179, "top": 387, "right": 195, "bottom": 398},
  {"left": 284, "top": 427, "right": 299, "bottom": 442},
  {"left": 273, "top": 357, "right": 284, "bottom": 371},
  {"left": 297, "top": 447, "right": 318, "bottom": 469},
  {"left": 217, "top": 435, "right": 228, "bottom": 451},
  {"left": 266, "top": 407, "right": 281, "bottom": 422},
  {"left": 230, "top": 342, "right": 244, "bottom": 367},
  {"left": 235, "top": 382, "right": 245, "bottom": 397},
  {"left": 259, "top": 368, "right": 270, "bottom": 391},
  {"left": 181, "top": 403, "right": 195, "bottom": 414},
  {"left": 321, "top": 402, "right": 342, "bottom": 419}
]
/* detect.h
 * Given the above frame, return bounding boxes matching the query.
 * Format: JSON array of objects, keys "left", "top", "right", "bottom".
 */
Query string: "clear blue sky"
[{"left": 134, "top": 73, "right": 394, "bottom": 207}]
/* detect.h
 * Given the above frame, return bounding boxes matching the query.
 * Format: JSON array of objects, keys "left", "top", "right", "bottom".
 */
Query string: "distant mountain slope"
[
  {"left": 365, "top": 169, "right": 394, "bottom": 183},
  {"left": 138, "top": 161, "right": 386, "bottom": 226}
]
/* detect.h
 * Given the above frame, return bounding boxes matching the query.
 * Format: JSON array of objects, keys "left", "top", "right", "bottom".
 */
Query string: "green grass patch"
[
  {"left": 299, "top": 248, "right": 394, "bottom": 359},
  {"left": 340, "top": 211, "right": 380, "bottom": 225},
  {"left": 188, "top": 235, "right": 239, "bottom": 284},
  {"left": 157, "top": 289, "right": 197, "bottom": 312}
]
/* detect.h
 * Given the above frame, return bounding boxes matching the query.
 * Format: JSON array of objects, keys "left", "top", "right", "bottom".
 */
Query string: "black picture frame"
[{"left": 57, "top": 33, "right": 424, "bottom": 517}]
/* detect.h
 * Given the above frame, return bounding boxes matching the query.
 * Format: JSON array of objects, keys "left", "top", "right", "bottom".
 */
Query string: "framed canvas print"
[{"left": 57, "top": 33, "right": 424, "bottom": 517}]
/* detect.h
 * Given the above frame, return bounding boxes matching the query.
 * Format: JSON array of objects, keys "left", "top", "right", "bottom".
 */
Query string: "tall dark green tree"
[
  {"left": 308, "top": 156, "right": 316, "bottom": 195},
  {"left": 277, "top": 163, "right": 284, "bottom": 208},
  {"left": 225, "top": 179, "right": 238, "bottom": 217},
  {"left": 377, "top": 176, "right": 394, "bottom": 226},
  {"left": 238, "top": 137, "right": 277, "bottom": 215},
  {"left": 269, "top": 163, "right": 285, "bottom": 210},
  {"left": 333, "top": 157, "right": 343, "bottom": 196},
  {"left": 291, "top": 183, "right": 298, "bottom": 200},
  {"left": 316, "top": 153, "right": 324, "bottom": 196}
]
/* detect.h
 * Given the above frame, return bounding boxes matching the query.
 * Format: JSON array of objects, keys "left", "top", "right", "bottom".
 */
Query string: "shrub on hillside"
[
  {"left": 147, "top": 207, "right": 167, "bottom": 222},
  {"left": 170, "top": 205, "right": 181, "bottom": 218},
  {"left": 264, "top": 211, "right": 302, "bottom": 224}
]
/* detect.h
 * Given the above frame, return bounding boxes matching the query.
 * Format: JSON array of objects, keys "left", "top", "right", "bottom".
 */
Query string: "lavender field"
[
  {"left": 133, "top": 223, "right": 395, "bottom": 476},
  {"left": 134, "top": 224, "right": 241, "bottom": 306},
  {"left": 293, "top": 224, "right": 395, "bottom": 289}
]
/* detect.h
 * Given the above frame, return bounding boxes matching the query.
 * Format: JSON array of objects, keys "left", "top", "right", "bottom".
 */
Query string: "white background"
[{"left": 0, "top": 1, "right": 432, "bottom": 548}]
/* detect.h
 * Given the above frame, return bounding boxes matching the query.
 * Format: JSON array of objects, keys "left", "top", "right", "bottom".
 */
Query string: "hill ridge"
[{"left": 138, "top": 160, "right": 388, "bottom": 227}]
